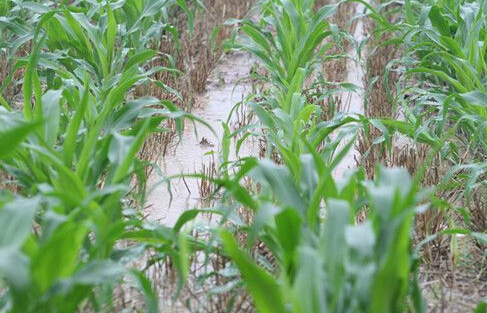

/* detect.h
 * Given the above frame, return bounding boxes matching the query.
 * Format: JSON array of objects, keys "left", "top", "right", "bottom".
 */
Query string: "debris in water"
[{"left": 199, "top": 137, "right": 215, "bottom": 148}]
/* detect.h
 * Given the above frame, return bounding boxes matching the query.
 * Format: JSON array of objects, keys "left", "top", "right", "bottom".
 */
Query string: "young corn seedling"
[{"left": 229, "top": 0, "right": 360, "bottom": 160}]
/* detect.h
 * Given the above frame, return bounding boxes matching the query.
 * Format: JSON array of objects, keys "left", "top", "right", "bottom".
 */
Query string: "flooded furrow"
[
  {"left": 146, "top": 51, "right": 255, "bottom": 225},
  {"left": 332, "top": 3, "right": 366, "bottom": 179}
]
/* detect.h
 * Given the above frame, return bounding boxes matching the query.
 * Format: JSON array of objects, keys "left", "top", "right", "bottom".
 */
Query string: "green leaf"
[
  {"left": 471, "top": 232, "right": 487, "bottom": 245},
  {"left": 474, "top": 298, "right": 487, "bottom": 313},
  {"left": 71, "top": 260, "right": 125, "bottom": 285},
  {"left": 106, "top": 4, "right": 117, "bottom": 59},
  {"left": 323, "top": 199, "right": 350, "bottom": 302},
  {"left": 125, "top": 50, "right": 156, "bottom": 71},
  {"left": 0, "top": 93, "right": 11, "bottom": 111},
  {"left": 257, "top": 160, "right": 307, "bottom": 214},
  {"left": 41, "top": 89, "right": 63, "bottom": 146},
  {"left": 275, "top": 208, "right": 302, "bottom": 271},
  {"left": 108, "top": 132, "right": 134, "bottom": 168},
  {"left": 0, "top": 197, "right": 39, "bottom": 249},
  {"left": 242, "top": 24, "right": 272, "bottom": 54},
  {"left": 292, "top": 247, "right": 326, "bottom": 313},
  {"left": 129, "top": 269, "right": 159, "bottom": 313},
  {"left": 173, "top": 210, "right": 201, "bottom": 232},
  {"left": 0, "top": 247, "right": 30, "bottom": 290},
  {"left": 176, "top": 0, "right": 194, "bottom": 38},
  {"left": 32, "top": 221, "right": 88, "bottom": 293},
  {"left": 219, "top": 230, "right": 287, "bottom": 313},
  {"left": 0, "top": 110, "right": 39, "bottom": 160},
  {"left": 19, "top": 2, "right": 50, "bottom": 14},
  {"left": 63, "top": 81, "right": 89, "bottom": 167},
  {"left": 111, "top": 119, "right": 152, "bottom": 183},
  {"left": 428, "top": 6, "right": 451, "bottom": 37},
  {"left": 460, "top": 91, "right": 487, "bottom": 108}
]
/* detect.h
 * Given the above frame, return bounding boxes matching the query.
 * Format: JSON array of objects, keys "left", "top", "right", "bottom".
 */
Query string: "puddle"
[{"left": 146, "top": 51, "right": 256, "bottom": 225}]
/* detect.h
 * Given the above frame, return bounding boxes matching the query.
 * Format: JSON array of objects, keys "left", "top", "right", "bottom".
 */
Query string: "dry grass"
[
  {"left": 258, "top": 136, "right": 282, "bottom": 164},
  {"left": 324, "top": 0, "right": 357, "bottom": 83},
  {"left": 357, "top": 10, "right": 400, "bottom": 178},
  {"left": 0, "top": 50, "right": 9, "bottom": 96},
  {"left": 197, "top": 157, "right": 217, "bottom": 203},
  {"left": 390, "top": 136, "right": 487, "bottom": 312},
  {"left": 136, "top": 1, "right": 252, "bottom": 108},
  {"left": 0, "top": 173, "right": 19, "bottom": 194},
  {"left": 470, "top": 191, "right": 486, "bottom": 233},
  {"left": 419, "top": 234, "right": 487, "bottom": 313},
  {"left": 0, "top": 48, "right": 27, "bottom": 105},
  {"left": 391, "top": 143, "right": 446, "bottom": 248},
  {"left": 231, "top": 102, "right": 254, "bottom": 132},
  {"left": 314, "top": 0, "right": 359, "bottom": 120}
]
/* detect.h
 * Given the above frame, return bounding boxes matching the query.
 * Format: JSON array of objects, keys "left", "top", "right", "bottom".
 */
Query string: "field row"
[{"left": 0, "top": 0, "right": 486, "bottom": 312}]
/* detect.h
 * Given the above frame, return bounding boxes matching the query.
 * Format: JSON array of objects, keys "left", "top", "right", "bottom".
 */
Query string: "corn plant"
[
  {"left": 0, "top": 0, "right": 201, "bottom": 311},
  {"left": 172, "top": 127, "right": 428, "bottom": 313},
  {"left": 399, "top": 0, "right": 487, "bottom": 155},
  {"left": 235, "top": 0, "right": 339, "bottom": 92},
  {"left": 0, "top": 0, "right": 198, "bottom": 102},
  {"left": 369, "top": 0, "right": 487, "bottom": 163},
  {"left": 232, "top": 0, "right": 347, "bottom": 106},
  {"left": 362, "top": 0, "right": 487, "bottom": 240},
  {"left": 228, "top": 0, "right": 362, "bottom": 162},
  {"left": 0, "top": 59, "right": 182, "bottom": 313}
]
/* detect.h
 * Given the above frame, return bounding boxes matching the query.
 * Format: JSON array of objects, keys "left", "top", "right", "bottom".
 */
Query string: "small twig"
[{"left": 182, "top": 175, "right": 191, "bottom": 194}]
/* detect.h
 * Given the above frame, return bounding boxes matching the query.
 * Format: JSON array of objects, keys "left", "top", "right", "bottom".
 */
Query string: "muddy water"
[
  {"left": 146, "top": 51, "right": 256, "bottom": 225},
  {"left": 332, "top": 7, "right": 366, "bottom": 179}
]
